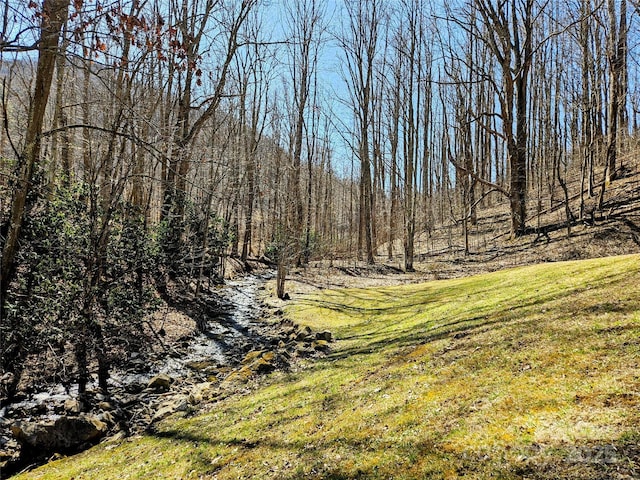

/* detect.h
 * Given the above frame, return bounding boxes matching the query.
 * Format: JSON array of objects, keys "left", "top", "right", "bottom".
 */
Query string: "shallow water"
[{"left": 1, "top": 273, "right": 272, "bottom": 418}]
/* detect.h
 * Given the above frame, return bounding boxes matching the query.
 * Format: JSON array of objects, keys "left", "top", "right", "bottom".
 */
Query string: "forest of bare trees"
[{"left": 0, "top": 0, "right": 637, "bottom": 402}]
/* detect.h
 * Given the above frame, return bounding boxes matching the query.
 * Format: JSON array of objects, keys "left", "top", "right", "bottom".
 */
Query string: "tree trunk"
[
  {"left": 601, "top": 0, "right": 626, "bottom": 195},
  {"left": 276, "top": 256, "right": 287, "bottom": 299},
  {"left": 1, "top": 0, "right": 70, "bottom": 306}
]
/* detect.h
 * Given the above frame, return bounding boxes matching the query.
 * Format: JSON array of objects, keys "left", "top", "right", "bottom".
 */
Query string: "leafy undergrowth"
[{"left": 15, "top": 255, "right": 640, "bottom": 479}]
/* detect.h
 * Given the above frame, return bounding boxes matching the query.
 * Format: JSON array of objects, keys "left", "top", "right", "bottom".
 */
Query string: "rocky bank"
[{"left": 0, "top": 273, "right": 332, "bottom": 477}]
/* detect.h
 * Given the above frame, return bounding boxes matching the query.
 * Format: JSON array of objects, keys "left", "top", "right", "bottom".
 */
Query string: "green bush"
[{"left": 0, "top": 183, "right": 158, "bottom": 399}]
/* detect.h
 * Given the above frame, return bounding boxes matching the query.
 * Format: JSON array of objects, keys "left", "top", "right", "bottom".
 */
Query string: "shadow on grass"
[
  {"left": 150, "top": 427, "right": 443, "bottom": 479},
  {"left": 150, "top": 423, "right": 640, "bottom": 479},
  {"left": 297, "top": 264, "right": 638, "bottom": 364},
  {"left": 300, "top": 261, "right": 633, "bottom": 317},
  {"left": 139, "top": 259, "right": 640, "bottom": 480}
]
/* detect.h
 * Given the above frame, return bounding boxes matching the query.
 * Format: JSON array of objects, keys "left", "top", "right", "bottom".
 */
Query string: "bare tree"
[
  {"left": 339, "top": 0, "right": 382, "bottom": 264},
  {"left": 1, "top": 0, "right": 70, "bottom": 308},
  {"left": 236, "top": 13, "right": 273, "bottom": 263},
  {"left": 274, "top": 0, "right": 324, "bottom": 298},
  {"left": 599, "top": 0, "right": 628, "bottom": 206},
  {"left": 160, "top": 0, "right": 257, "bottom": 260},
  {"left": 471, "top": 0, "right": 536, "bottom": 237}
]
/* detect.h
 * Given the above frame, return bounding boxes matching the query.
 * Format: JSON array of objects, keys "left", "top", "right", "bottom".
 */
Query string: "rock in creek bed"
[
  {"left": 11, "top": 414, "right": 108, "bottom": 454},
  {"left": 0, "top": 272, "right": 334, "bottom": 475}
]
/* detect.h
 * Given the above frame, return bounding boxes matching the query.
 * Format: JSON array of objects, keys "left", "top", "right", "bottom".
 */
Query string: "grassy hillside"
[{"left": 15, "top": 255, "right": 640, "bottom": 479}]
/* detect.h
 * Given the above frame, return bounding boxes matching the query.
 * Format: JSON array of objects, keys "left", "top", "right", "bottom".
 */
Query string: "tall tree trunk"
[
  {"left": 341, "top": 0, "right": 379, "bottom": 265},
  {"left": 49, "top": 18, "right": 70, "bottom": 189},
  {"left": 600, "top": 0, "right": 627, "bottom": 206},
  {"left": 1, "top": 0, "right": 70, "bottom": 306}
]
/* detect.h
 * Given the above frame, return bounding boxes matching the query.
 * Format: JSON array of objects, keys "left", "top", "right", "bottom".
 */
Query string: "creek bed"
[
  {"left": 0, "top": 272, "right": 276, "bottom": 475},
  {"left": 109, "top": 273, "right": 274, "bottom": 388}
]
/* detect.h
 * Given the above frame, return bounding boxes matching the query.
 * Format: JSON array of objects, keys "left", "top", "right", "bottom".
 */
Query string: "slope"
[{"left": 13, "top": 254, "right": 640, "bottom": 479}]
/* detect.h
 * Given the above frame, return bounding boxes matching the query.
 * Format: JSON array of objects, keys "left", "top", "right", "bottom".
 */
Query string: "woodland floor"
[{"left": 265, "top": 161, "right": 640, "bottom": 303}]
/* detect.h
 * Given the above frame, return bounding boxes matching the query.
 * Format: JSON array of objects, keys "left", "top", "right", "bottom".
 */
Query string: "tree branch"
[{"left": 449, "top": 155, "right": 510, "bottom": 197}]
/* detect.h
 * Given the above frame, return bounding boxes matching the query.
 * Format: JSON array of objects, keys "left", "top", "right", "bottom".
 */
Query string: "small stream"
[
  {"left": 109, "top": 272, "right": 274, "bottom": 387},
  {"left": 0, "top": 272, "right": 277, "bottom": 474},
  {"left": 184, "top": 273, "right": 272, "bottom": 366}
]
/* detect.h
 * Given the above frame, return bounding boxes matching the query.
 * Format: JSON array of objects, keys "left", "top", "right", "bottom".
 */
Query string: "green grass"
[{"left": 15, "top": 254, "right": 640, "bottom": 479}]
